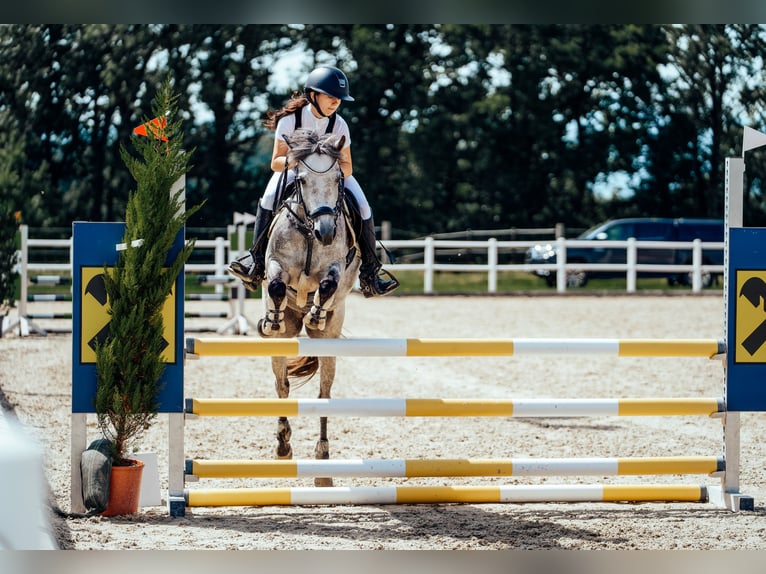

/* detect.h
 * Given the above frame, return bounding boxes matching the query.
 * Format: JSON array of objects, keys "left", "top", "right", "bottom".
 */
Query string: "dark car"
[{"left": 525, "top": 217, "right": 724, "bottom": 287}]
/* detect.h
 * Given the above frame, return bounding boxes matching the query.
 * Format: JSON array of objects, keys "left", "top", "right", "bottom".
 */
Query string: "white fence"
[
  {"left": 9, "top": 227, "right": 724, "bottom": 309},
  {"left": 382, "top": 236, "right": 724, "bottom": 294}
]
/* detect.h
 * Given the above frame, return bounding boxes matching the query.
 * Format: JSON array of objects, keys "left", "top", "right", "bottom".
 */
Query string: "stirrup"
[
  {"left": 227, "top": 252, "right": 266, "bottom": 285},
  {"left": 227, "top": 257, "right": 252, "bottom": 282},
  {"left": 360, "top": 268, "right": 400, "bottom": 298}
]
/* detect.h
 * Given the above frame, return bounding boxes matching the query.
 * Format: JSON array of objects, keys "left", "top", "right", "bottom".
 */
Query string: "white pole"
[
  {"left": 19, "top": 224, "right": 28, "bottom": 322},
  {"left": 723, "top": 156, "right": 744, "bottom": 506},
  {"left": 488, "top": 238, "right": 497, "bottom": 293},
  {"left": 214, "top": 236, "right": 225, "bottom": 295},
  {"left": 626, "top": 238, "right": 637, "bottom": 293},
  {"left": 424, "top": 237, "right": 434, "bottom": 294},
  {"left": 692, "top": 238, "right": 702, "bottom": 293},
  {"left": 555, "top": 236, "right": 567, "bottom": 293}
]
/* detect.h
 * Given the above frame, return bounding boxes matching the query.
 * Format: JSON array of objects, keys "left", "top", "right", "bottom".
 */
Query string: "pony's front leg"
[
  {"left": 314, "top": 356, "right": 336, "bottom": 487},
  {"left": 258, "top": 263, "right": 289, "bottom": 336},
  {"left": 304, "top": 265, "right": 340, "bottom": 331},
  {"left": 272, "top": 356, "right": 292, "bottom": 459}
]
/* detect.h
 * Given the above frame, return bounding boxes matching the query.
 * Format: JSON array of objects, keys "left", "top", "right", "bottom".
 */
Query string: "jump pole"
[
  {"left": 185, "top": 456, "right": 724, "bottom": 479},
  {"left": 186, "top": 397, "right": 724, "bottom": 418},
  {"left": 185, "top": 337, "right": 724, "bottom": 358},
  {"left": 186, "top": 484, "right": 710, "bottom": 507},
  {"left": 171, "top": 129, "right": 766, "bottom": 515}
]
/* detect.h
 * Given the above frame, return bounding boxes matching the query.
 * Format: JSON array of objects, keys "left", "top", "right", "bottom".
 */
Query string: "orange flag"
[{"left": 133, "top": 116, "right": 168, "bottom": 141}]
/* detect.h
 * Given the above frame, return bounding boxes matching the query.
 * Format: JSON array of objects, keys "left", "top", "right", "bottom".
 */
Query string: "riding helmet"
[{"left": 304, "top": 66, "right": 355, "bottom": 102}]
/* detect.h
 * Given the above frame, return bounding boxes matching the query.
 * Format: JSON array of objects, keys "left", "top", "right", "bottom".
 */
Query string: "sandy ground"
[{"left": 2, "top": 292, "right": 766, "bottom": 555}]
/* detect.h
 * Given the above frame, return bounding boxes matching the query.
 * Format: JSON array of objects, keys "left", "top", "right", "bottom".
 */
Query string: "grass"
[{"left": 390, "top": 271, "right": 722, "bottom": 294}]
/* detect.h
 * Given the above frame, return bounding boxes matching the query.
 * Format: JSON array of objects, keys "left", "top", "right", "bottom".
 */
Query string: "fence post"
[
  {"left": 692, "top": 239, "right": 702, "bottom": 293},
  {"left": 214, "top": 236, "right": 226, "bottom": 295},
  {"left": 380, "top": 220, "right": 391, "bottom": 241},
  {"left": 626, "top": 237, "right": 637, "bottom": 293},
  {"left": 19, "top": 224, "right": 28, "bottom": 320},
  {"left": 555, "top": 236, "right": 567, "bottom": 293},
  {"left": 424, "top": 237, "right": 434, "bottom": 294},
  {"left": 488, "top": 238, "right": 497, "bottom": 293}
]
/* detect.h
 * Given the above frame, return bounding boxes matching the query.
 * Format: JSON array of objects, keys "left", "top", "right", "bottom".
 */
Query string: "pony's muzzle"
[{"left": 313, "top": 216, "right": 337, "bottom": 245}]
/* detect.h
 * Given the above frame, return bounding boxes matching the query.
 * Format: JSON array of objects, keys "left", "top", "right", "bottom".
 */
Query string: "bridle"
[{"left": 279, "top": 154, "right": 346, "bottom": 276}]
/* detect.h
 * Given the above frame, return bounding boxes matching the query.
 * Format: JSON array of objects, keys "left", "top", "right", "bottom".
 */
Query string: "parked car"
[{"left": 525, "top": 217, "right": 724, "bottom": 288}]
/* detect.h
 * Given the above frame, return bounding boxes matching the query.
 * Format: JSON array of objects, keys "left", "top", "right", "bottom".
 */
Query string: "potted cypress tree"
[
  {"left": 93, "top": 79, "right": 201, "bottom": 515},
  {"left": 0, "top": 204, "right": 19, "bottom": 333}
]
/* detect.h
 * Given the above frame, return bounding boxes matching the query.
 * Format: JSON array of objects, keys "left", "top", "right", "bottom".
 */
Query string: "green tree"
[
  {"left": 634, "top": 25, "right": 766, "bottom": 219},
  {"left": 158, "top": 25, "right": 290, "bottom": 226},
  {"left": 95, "top": 79, "right": 202, "bottom": 464}
]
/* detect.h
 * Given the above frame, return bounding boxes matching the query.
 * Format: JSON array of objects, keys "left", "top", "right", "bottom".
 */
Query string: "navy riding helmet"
[{"left": 304, "top": 66, "right": 354, "bottom": 116}]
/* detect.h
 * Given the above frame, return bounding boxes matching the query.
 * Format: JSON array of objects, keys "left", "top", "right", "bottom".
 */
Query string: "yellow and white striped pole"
[
  {"left": 186, "top": 397, "right": 724, "bottom": 418},
  {"left": 185, "top": 337, "right": 724, "bottom": 358},
  {"left": 186, "top": 483, "right": 709, "bottom": 507},
  {"left": 186, "top": 456, "right": 723, "bottom": 479}
]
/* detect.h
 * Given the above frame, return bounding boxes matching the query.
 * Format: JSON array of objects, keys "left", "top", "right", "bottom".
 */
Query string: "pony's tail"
[{"left": 286, "top": 356, "right": 319, "bottom": 388}]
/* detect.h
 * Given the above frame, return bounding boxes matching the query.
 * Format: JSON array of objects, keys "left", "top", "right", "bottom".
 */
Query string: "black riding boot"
[
  {"left": 228, "top": 205, "right": 273, "bottom": 287},
  {"left": 358, "top": 217, "right": 399, "bottom": 298}
]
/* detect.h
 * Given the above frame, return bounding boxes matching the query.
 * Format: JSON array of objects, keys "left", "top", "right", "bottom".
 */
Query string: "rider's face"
[{"left": 312, "top": 93, "right": 341, "bottom": 117}]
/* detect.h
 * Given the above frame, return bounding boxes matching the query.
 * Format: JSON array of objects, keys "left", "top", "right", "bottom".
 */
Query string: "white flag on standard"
[{"left": 743, "top": 126, "right": 766, "bottom": 156}]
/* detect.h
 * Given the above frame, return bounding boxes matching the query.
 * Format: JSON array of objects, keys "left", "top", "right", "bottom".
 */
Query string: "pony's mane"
[{"left": 286, "top": 129, "right": 343, "bottom": 164}]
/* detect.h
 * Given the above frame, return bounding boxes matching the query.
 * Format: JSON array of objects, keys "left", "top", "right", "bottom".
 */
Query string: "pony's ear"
[
  {"left": 283, "top": 134, "right": 294, "bottom": 148},
  {"left": 333, "top": 135, "right": 346, "bottom": 152}
]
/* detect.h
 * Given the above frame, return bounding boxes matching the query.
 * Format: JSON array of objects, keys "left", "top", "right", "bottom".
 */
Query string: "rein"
[{"left": 281, "top": 158, "right": 346, "bottom": 276}]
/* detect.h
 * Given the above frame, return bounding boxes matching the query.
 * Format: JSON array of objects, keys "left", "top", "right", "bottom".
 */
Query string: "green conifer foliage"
[
  {"left": 95, "top": 79, "right": 202, "bottom": 464},
  {"left": 0, "top": 206, "right": 18, "bottom": 319}
]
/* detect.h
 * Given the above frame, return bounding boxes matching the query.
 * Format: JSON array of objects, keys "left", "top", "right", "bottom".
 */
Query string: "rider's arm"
[
  {"left": 340, "top": 146, "right": 353, "bottom": 178},
  {"left": 270, "top": 138, "right": 290, "bottom": 172}
]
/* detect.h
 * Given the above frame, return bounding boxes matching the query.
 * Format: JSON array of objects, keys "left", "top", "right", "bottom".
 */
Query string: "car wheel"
[
  {"left": 686, "top": 271, "right": 713, "bottom": 288},
  {"left": 566, "top": 270, "right": 588, "bottom": 288}
]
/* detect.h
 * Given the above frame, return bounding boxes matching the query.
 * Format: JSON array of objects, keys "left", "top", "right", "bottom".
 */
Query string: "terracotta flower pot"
[{"left": 100, "top": 458, "right": 144, "bottom": 517}]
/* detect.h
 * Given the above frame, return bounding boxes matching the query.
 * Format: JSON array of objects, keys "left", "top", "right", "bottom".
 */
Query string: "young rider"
[{"left": 228, "top": 65, "right": 399, "bottom": 298}]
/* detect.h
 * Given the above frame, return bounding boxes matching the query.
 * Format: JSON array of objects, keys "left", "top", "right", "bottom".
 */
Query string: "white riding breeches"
[{"left": 259, "top": 171, "right": 372, "bottom": 220}]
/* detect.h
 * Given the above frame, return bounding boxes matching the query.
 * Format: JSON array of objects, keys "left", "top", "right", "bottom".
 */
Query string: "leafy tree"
[
  {"left": 158, "top": 25, "right": 289, "bottom": 227},
  {"left": 635, "top": 25, "right": 766, "bottom": 219},
  {"left": 1, "top": 24, "right": 765, "bottom": 235}
]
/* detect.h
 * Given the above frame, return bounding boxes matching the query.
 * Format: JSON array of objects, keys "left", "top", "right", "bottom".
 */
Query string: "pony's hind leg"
[
  {"left": 272, "top": 356, "right": 292, "bottom": 459},
  {"left": 273, "top": 311, "right": 303, "bottom": 460},
  {"left": 314, "top": 356, "right": 336, "bottom": 487}
]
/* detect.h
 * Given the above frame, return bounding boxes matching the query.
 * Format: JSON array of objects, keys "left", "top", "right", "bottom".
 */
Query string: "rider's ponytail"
[{"left": 263, "top": 92, "right": 309, "bottom": 131}]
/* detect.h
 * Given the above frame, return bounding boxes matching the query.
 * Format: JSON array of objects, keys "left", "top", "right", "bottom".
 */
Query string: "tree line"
[{"left": 2, "top": 24, "right": 766, "bottom": 238}]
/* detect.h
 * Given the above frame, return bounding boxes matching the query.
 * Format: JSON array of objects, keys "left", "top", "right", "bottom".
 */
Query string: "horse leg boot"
[
  {"left": 305, "top": 269, "right": 339, "bottom": 331},
  {"left": 358, "top": 217, "right": 400, "bottom": 298},
  {"left": 258, "top": 278, "right": 287, "bottom": 335},
  {"left": 228, "top": 204, "right": 273, "bottom": 290}
]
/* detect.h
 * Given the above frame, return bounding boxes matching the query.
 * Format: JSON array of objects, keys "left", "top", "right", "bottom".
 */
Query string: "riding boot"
[
  {"left": 228, "top": 205, "right": 273, "bottom": 286},
  {"left": 358, "top": 217, "right": 399, "bottom": 298}
]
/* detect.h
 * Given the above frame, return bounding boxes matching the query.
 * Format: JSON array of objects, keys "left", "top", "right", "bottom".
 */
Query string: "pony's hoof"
[
  {"left": 276, "top": 446, "right": 292, "bottom": 459},
  {"left": 314, "top": 477, "right": 333, "bottom": 487},
  {"left": 257, "top": 318, "right": 285, "bottom": 337},
  {"left": 304, "top": 306, "right": 327, "bottom": 331},
  {"left": 303, "top": 315, "right": 326, "bottom": 331}
]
